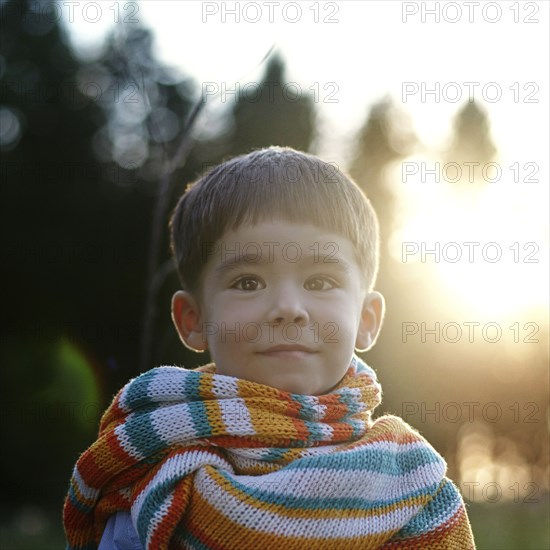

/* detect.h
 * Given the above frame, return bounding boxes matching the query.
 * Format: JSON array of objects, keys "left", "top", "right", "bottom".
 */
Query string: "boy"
[{"left": 63, "top": 147, "right": 476, "bottom": 549}]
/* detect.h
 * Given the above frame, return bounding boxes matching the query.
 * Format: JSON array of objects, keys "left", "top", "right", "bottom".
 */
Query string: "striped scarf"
[{"left": 63, "top": 355, "right": 475, "bottom": 549}]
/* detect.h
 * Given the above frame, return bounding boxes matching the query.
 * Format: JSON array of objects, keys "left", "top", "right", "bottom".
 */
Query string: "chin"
[
  {"left": 289, "top": 383, "right": 323, "bottom": 395},
  {"left": 273, "top": 381, "right": 311, "bottom": 394}
]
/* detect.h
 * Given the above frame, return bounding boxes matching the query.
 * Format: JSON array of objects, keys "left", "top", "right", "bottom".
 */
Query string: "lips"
[{"left": 258, "top": 344, "right": 317, "bottom": 354}]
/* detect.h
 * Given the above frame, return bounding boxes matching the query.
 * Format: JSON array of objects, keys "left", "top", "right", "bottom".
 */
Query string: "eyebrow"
[
  {"left": 214, "top": 251, "right": 353, "bottom": 276},
  {"left": 214, "top": 253, "right": 269, "bottom": 276},
  {"left": 301, "top": 252, "right": 353, "bottom": 272}
]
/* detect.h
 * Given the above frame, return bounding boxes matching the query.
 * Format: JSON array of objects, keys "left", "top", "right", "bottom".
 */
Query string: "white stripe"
[
  {"left": 132, "top": 450, "right": 232, "bottom": 520},
  {"left": 418, "top": 481, "right": 463, "bottom": 530},
  {"left": 198, "top": 470, "right": 424, "bottom": 538},
  {"left": 220, "top": 398, "right": 256, "bottom": 436},
  {"left": 118, "top": 367, "right": 183, "bottom": 411},
  {"left": 147, "top": 368, "right": 187, "bottom": 401},
  {"left": 150, "top": 404, "right": 200, "bottom": 443},
  {"left": 118, "top": 379, "right": 135, "bottom": 412},
  {"left": 115, "top": 419, "right": 145, "bottom": 460},
  {"left": 224, "top": 437, "right": 434, "bottom": 462},
  {"left": 145, "top": 493, "right": 173, "bottom": 548},
  {"left": 207, "top": 460, "right": 443, "bottom": 503},
  {"left": 73, "top": 467, "right": 100, "bottom": 500},
  {"left": 212, "top": 375, "right": 238, "bottom": 398},
  {"left": 303, "top": 401, "right": 326, "bottom": 421}
]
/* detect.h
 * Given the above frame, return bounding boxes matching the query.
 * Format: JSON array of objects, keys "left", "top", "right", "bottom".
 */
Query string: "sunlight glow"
[{"left": 388, "top": 153, "right": 549, "bottom": 319}]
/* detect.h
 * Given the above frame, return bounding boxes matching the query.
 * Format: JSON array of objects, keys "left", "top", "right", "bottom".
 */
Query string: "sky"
[
  {"left": 61, "top": 1, "right": 549, "bottom": 163},
  {"left": 60, "top": 0, "right": 549, "bottom": 318}
]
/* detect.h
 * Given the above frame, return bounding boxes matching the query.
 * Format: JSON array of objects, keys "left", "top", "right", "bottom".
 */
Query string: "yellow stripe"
[
  {"left": 202, "top": 466, "right": 432, "bottom": 521},
  {"left": 186, "top": 484, "right": 408, "bottom": 549}
]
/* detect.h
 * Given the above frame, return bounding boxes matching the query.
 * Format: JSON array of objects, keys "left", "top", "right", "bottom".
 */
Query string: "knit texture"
[{"left": 63, "top": 355, "right": 475, "bottom": 549}]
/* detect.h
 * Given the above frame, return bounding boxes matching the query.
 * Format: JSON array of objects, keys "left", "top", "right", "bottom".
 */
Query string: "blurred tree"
[
  {"left": 1, "top": 0, "right": 109, "bottom": 512},
  {"left": 1, "top": 0, "right": 102, "bottom": 334},
  {"left": 87, "top": 24, "right": 201, "bottom": 375},
  {"left": 220, "top": 54, "right": 315, "bottom": 157},
  {"left": 348, "top": 98, "right": 421, "bottom": 432},
  {"left": 0, "top": 0, "right": 199, "bottom": 512},
  {"left": 349, "top": 96, "right": 417, "bottom": 291},
  {"left": 444, "top": 101, "right": 497, "bottom": 180}
]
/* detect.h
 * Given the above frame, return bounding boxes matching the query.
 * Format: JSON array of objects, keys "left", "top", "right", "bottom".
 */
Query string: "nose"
[{"left": 267, "top": 283, "right": 310, "bottom": 326}]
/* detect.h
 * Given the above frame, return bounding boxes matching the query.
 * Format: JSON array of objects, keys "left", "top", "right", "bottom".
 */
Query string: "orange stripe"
[
  {"left": 148, "top": 476, "right": 194, "bottom": 549},
  {"left": 185, "top": 486, "right": 411, "bottom": 549},
  {"left": 192, "top": 467, "right": 432, "bottom": 521}
]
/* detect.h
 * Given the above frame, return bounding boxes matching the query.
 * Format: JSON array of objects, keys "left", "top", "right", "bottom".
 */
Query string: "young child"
[{"left": 63, "top": 147, "right": 476, "bottom": 549}]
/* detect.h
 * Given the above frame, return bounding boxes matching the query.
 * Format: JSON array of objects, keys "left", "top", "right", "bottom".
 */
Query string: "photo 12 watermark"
[
  {"left": 401, "top": 2, "right": 540, "bottom": 24},
  {"left": 401, "top": 401, "right": 541, "bottom": 424},
  {"left": 401, "top": 242, "right": 540, "bottom": 264},
  {"left": 459, "top": 481, "right": 541, "bottom": 503},
  {"left": 0, "top": 76, "right": 147, "bottom": 107},
  {"left": 1, "top": 160, "right": 139, "bottom": 186},
  {"left": 401, "top": 81, "right": 539, "bottom": 104},
  {"left": 201, "top": 81, "right": 339, "bottom": 104},
  {"left": 2, "top": 401, "right": 102, "bottom": 426},
  {"left": 202, "top": 321, "right": 340, "bottom": 344},
  {"left": 401, "top": 321, "right": 540, "bottom": 344},
  {"left": 201, "top": 240, "right": 340, "bottom": 264},
  {"left": 199, "top": 159, "right": 341, "bottom": 183},
  {"left": 401, "top": 161, "right": 540, "bottom": 183},
  {"left": 3, "top": 238, "right": 144, "bottom": 267},
  {"left": 0, "top": 1, "right": 141, "bottom": 24},
  {"left": 202, "top": 2, "right": 340, "bottom": 23},
  {"left": 1, "top": 321, "right": 141, "bottom": 349}
]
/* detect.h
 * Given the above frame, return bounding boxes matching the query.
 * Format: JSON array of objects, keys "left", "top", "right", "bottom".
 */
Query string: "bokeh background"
[{"left": 1, "top": 1, "right": 548, "bottom": 548}]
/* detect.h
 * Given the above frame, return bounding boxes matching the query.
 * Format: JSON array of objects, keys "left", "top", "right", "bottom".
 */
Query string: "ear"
[
  {"left": 171, "top": 290, "right": 207, "bottom": 352},
  {"left": 355, "top": 291, "right": 385, "bottom": 352}
]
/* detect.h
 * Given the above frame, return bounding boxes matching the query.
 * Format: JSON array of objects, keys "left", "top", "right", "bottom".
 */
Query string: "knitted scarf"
[{"left": 63, "top": 355, "right": 475, "bottom": 549}]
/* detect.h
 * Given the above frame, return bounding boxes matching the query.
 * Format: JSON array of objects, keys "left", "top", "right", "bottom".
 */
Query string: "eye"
[
  {"left": 305, "top": 276, "right": 337, "bottom": 291},
  {"left": 232, "top": 276, "right": 265, "bottom": 291}
]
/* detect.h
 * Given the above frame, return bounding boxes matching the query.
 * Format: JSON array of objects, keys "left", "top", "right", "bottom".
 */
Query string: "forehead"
[{"left": 203, "top": 221, "right": 360, "bottom": 272}]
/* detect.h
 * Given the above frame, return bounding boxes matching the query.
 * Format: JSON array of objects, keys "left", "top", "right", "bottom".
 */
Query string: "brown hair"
[{"left": 169, "top": 146, "right": 380, "bottom": 294}]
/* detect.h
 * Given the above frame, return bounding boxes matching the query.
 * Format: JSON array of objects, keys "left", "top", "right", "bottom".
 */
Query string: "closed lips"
[{"left": 259, "top": 345, "right": 317, "bottom": 353}]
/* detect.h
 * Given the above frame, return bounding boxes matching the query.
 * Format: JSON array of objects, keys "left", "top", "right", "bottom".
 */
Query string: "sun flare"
[{"left": 388, "top": 154, "right": 549, "bottom": 319}]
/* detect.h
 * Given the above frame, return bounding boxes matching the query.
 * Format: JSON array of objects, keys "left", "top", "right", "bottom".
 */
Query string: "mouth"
[{"left": 257, "top": 345, "right": 317, "bottom": 358}]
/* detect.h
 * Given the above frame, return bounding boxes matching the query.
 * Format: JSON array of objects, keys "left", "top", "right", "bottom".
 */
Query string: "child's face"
[{"left": 172, "top": 221, "right": 384, "bottom": 395}]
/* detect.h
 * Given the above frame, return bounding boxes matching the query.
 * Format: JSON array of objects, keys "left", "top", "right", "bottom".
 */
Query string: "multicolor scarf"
[{"left": 63, "top": 355, "right": 475, "bottom": 549}]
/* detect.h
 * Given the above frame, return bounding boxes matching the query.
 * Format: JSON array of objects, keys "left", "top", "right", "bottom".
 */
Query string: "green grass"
[
  {"left": 0, "top": 526, "right": 65, "bottom": 550},
  {"left": 468, "top": 500, "right": 550, "bottom": 549}
]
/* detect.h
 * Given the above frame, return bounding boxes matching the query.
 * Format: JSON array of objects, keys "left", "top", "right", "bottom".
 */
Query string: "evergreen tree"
[
  {"left": 444, "top": 101, "right": 497, "bottom": 183},
  {"left": 227, "top": 54, "right": 316, "bottom": 156},
  {"left": 349, "top": 96, "right": 417, "bottom": 289},
  {"left": 0, "top": 0, "right": 198, "bottom": 511}
]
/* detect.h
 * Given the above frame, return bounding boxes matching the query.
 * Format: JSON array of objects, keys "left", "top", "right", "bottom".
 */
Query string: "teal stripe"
[
  {"left": 293, "top": 394, "right": 325, "bottom": 442},
  {"left": 136, "top": 482, "right": 175, "bottom": 543},
  {"left": 66, "top": 486, "right": 94, "bottom": 514},
  {"left": 188, "top": 401, "right": 212, "bottom": 436},
  {"left": 124, "top": 410, "right": 165, "bottom": 457},
  {"left": 182, "top": 363, "right": 215, "bottom": 437},
  {"left": 393, "top": 479, "right": 461, "bottom": 536},
  {"left": 261, "top": 447, "right": 289, "bottom": 461},
  {"left": 183, "top": 369, "right": 202, "bottom": 399},
  {"left": 302, "top": 419, "right": 326, "bottom": 443},
  {"left": 349, "top": 417, "right": 363, "bottom": 439},
  {"left": 221, "top": 470, "right": 441, "bottom": 510},
  {"left": 286, "top": 445, "right": 442, "bottom": 475},
  {"left": 122, "top": 369, "right": 158, "bottom": 409},
  {"left": 338, "top": 389, "right": 363, "bottom": 417}
]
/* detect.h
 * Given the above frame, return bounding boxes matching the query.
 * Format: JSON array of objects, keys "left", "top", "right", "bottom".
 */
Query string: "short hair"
[{"left": 169, "top": 146, "right": 380, "bottom": 295}]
